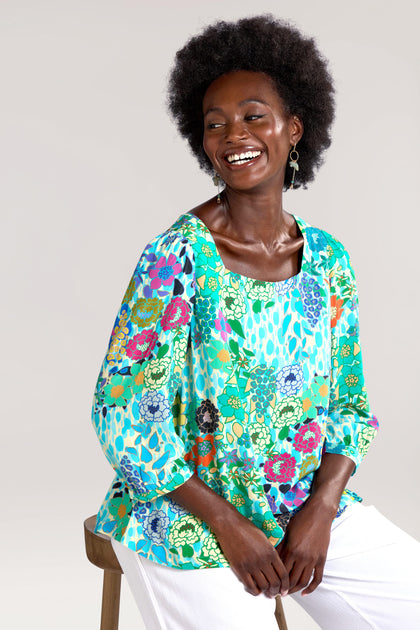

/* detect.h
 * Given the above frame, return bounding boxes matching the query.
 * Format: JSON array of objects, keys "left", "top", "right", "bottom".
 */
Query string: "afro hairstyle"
[{"left": 168, "top": 14, "right": 336, "bottom": 190}]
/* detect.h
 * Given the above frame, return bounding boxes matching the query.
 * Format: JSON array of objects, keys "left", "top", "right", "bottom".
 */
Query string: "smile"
[{"left": 224, "top": 150, "right": 262, "bottom": 165}]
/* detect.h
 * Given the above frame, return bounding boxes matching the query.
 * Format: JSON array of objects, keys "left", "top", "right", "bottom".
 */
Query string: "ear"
[{"left": 289, "top": 115, "right": 304, "bottom": 146}]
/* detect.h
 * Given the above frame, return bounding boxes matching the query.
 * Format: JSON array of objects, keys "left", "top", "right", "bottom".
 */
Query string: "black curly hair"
[{"left": 168, "top": 15, "right": 335, "bottom": 190}]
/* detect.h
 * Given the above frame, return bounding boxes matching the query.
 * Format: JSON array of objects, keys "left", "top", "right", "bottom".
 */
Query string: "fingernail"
[{"left": 281, "top": 590, "right": 288, "bottom": 597}]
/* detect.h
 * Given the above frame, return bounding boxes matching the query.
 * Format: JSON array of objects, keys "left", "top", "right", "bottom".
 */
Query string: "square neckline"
[{"left": 181, "top": 211, "right": 308, "bottom": 285}]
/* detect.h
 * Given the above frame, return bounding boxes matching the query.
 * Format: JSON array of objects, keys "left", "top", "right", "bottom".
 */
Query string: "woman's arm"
[
  {"left": 277, "top": 235, "right": 378, "bottom": 596},
  {"left": 168, "top": 476, "right": 289, "bottom": 598},
  {"left": 92, "top": 233, "right": 198, "bottom": 521},
  {"left": 276, "top": 452, "right": 354, "bottom": 595}
]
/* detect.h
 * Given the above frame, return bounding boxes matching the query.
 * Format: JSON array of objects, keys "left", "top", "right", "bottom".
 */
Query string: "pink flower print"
[
  {"left": 148, "top": 253, "right": 182, "bottom": 290},
  {"left": 293, "top": 422, "right": 322, "bottom": 454},
  {"left": 368, "top": 415, "right": 379, "bottom": 430},
  {"left": 126, "top": 329, "right": 158, "bottom": 361},
  {"left": 264, "top": 453, "right": 296, "bottom": 483},
  {"left": 215, "top": 309, "right": 232, "bottom": 342},
  {"left": 282, "top": 484, "right": 306, "bottom": 510},
  {"left": 161, "top": 297, "right": 191, "bottom": 331}
]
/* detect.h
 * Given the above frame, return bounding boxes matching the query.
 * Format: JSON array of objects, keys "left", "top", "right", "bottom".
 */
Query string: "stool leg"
[
  {"left": 100, "top": 570, "right": 122, "bottom": 630},
  {"left": 274, "top": 596, "right": 288, "bottom": 630}
]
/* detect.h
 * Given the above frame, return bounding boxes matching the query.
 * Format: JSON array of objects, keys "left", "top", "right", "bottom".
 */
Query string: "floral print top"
[{"left": 91, "top": 211, "right": 379, "bottom": 570}]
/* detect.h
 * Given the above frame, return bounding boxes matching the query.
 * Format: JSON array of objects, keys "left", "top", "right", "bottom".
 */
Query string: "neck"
[{"left": 219, "top": 184, "right": 292, "bottom": 249}]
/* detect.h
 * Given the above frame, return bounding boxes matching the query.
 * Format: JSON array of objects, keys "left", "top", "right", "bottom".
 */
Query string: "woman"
[{"left": 91, "top": 15, "right": 420, "bottom": 629}]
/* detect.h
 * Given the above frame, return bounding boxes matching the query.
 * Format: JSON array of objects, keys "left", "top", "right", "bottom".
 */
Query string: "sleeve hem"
[
  {"left": 135, "top": 465, "right": 195, "bottom": 503},
  {"left": 323, "top": 446, "right": 361, "bottom": 475}
]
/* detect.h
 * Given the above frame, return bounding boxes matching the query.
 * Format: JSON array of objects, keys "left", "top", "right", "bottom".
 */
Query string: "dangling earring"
[
  {"left": 289, "top": 144, "right": 299, "bottom": 189},
  {"left": 212, "top": 171, "right": 223, "bottom": 204}
]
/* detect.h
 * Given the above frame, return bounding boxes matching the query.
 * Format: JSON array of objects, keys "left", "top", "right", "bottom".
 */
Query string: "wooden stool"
[
  {"left": 84, "top": 515, "right": 123, "bottom": 630},
  {"left": 84, "top": 514, "right": 288, "bottom": 630}
]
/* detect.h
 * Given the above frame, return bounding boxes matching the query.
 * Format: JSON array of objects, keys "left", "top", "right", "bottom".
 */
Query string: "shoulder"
[
  {"left": 139, "top": 216, "right": 197, "bottom": 268},
  {"left": 300, "top": 218, "right": 353, "bottom": 275}
]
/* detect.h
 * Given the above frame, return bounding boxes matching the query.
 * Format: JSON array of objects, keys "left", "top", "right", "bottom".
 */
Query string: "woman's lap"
[
  {"left": 293, "top": 502, "right": 420, "bottom": 629},
  {"left": 112, "top": 503, "right": 420, "bottom": 629},
  {"left": 111, "top": 537, "right": 278, "bottom": 630}
]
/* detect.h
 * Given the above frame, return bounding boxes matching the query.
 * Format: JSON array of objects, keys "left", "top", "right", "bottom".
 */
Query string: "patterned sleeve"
[
  {"left": 324, "top": 235, "right": 379, "bottom": 473},
  {"left": 91, "top": 230, "right": 196, "bottom": 501}
]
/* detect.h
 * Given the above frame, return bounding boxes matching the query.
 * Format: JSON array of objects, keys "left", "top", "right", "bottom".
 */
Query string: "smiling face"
[{"left": 202, "top": 70, "right": 303, "bottom": 194}]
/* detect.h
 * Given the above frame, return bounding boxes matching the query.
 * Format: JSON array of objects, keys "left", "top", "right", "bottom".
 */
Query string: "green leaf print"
[
  {"left": 157, "top": 344, "right": 169, "bottom": 359},
  {"left": 278, "top": 425, "right": 290, "bottom": 440},
  {"left": 182, "top": 544, "right": 194, "bottom": 557},
  {"left": 228, "top": 319, "right": 246, "bottom": 338},
  {"left": 252, "top": 300, "right": 262, "bottom": 314},
  {"left": 229, "top": 339, "right": 240, "bottom": 356}
]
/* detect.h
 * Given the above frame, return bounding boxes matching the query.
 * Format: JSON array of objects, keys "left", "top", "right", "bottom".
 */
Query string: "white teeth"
[{"left": 226, "top": 150, "right": 262, "bottom": 164}]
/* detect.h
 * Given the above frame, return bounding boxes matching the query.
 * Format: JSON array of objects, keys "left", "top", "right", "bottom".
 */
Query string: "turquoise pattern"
[{"left": 91, "top": 212, "right": 379, "bottom": 569}]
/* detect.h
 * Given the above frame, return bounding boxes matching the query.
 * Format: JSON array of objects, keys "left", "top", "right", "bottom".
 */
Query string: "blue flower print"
[
  {"left": 138, "top": 391, "right": 171, "bottom": 422},
  {"left": 143, "top": 509, "right": 170, "bottom": 543},
  {"left": 274, "top": 276, "right": 297, "bottom": 296},
  {"left": 305, "top": 228, "right": 327, "bottom": 253},
  {"left": 298, "top": 273, "right": 323, "bottom": 327},
  {"left": 120, "top": 455, "right": 147, "bottom": 494},
  {"left": 277, "top": 364, "right": 304, "bottom": 395},
  {"left": 167, "top": 498, "right": 188, "bottom": 517},
  {"left": 133, "top": 500, "right": 152, "bottom": 520}
]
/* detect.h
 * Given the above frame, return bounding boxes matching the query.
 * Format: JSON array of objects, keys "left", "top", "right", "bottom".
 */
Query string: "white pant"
[{"left": 111, "top": 503, "right": 420, "bottom": 629}]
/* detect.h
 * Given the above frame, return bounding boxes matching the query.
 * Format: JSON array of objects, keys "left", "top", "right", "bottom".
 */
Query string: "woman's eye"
[
  {"left": 246, "top": 114, "right": 264, "bottom": 121},
  {"left": 207, "top": 122, "right": 223, "bottom": 129}
]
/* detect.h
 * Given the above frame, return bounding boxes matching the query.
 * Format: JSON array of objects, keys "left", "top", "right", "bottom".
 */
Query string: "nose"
[{"left": 224, "top": 118, "right": 248, "bottom": 143}]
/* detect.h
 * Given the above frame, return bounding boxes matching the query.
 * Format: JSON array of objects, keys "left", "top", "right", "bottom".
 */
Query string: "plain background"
[{"left": 1, "top": 0, "right": 419, "bottom": 628}]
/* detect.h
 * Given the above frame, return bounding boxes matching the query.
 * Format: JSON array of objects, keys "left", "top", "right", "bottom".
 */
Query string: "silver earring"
[{"left": 212, "top": 171, "right": 223, "bottom": 204}]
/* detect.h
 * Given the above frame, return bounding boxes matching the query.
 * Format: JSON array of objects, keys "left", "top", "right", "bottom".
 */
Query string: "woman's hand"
[
  {"left": 212, "top": 509, "right": 289, "bottom": 599},
  {"left": 168, "top": 475, "right": 288, "bottom": 598},
  {"left": 276, "top": 500, "right": 334, "bottom": 596},
  {"left": 275, "top": 453, "right": 356, "bottom": 596}
]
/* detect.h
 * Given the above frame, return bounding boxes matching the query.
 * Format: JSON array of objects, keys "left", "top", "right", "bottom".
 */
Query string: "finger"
[
  {"left": 287, "top": 560, "right": 305, "bottom": 593},
  {"left": 280, "top": 549, "right": 295, "bottom": 575},
  {"left": 243, "top": 572, "right": 263, "bottom": 597},
  {"left": 231, "top": 567, "right": 261, "bottom": 597},
  {"left": 272, "top": 554, "right": 290, "bottom": 596},
  {"left": 275, "top": 539, "right": 284, "bottom": 556},
  {"left": 302, "top": 564, "right": 324, "bottom": 596},
  {"left": 288, "top": 565, "right": 313, "bottom": 595},
  {"left": 260, "top": 566, "right": 282, "bottom": 598},
  {"left": 252, "top": 570, "right": 270, "bottom": 595}
]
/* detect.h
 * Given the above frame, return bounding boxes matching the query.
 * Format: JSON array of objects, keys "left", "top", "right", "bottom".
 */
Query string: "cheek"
[
  {"left": 267, "top": 122, "right": 287, "bottom": 142},
  {"left": 202, "top": 135, "right": 218, "bottom": 165},
  {"left": 265, "top": 124, "right": 290, "bottom": 159}
]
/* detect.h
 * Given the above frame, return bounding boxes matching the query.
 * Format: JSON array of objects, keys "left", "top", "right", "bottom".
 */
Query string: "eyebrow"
[{"left": 203, "top": 98, "right": 269, "bottom": 116}]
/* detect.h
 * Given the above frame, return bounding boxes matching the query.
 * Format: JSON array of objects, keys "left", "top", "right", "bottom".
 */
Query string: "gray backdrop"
[{"left": 2, "top": 1, "right": 419, "bottom": 628}]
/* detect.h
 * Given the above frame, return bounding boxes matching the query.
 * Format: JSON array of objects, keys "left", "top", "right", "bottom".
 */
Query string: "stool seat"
[{"left": 84, "top": 514, "right": 288, "bottom": 630}]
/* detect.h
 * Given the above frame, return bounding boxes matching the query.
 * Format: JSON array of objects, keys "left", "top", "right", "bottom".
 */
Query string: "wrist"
[
  {"left": 209, "top": 499, "right": 245, "bottom": 536},
  {"left": 304, "top": 490, "right": 340, "bottom": 520}
]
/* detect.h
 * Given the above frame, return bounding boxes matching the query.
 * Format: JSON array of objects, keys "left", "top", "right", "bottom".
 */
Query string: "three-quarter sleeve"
[
  {"left": 91, "top": 230, "right": 196, "bottom": 501},
  {"left": 324, "top": 236, "right": 379, "bottom": 473}
]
